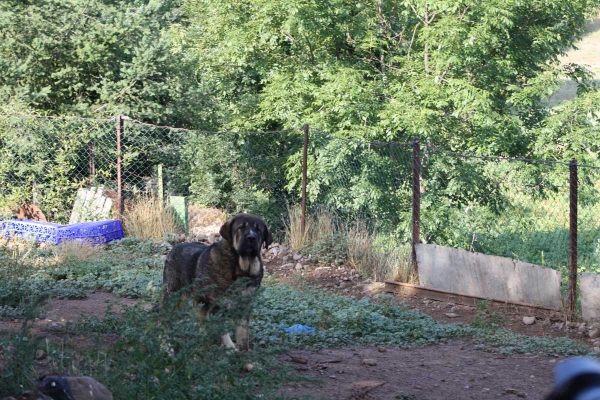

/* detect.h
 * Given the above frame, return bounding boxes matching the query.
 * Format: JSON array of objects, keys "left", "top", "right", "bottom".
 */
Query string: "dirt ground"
[
  {"left": 0, "top": 243, "right": 592, "bottom": 399},
  {"left": 280, "top": 340, "right": 562, "bottom": 400}
]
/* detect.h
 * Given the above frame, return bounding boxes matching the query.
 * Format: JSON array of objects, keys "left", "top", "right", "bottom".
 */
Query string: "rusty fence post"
[
  {"left": 569, "top": 158, "right": 578, "bottom": 320},
  {"left": 116, "top": 115, "right": 124, "bottom": 220},
  {"left": 301, "top": 124, "right": 309, "bottom": 238},
  {"left": 411, "top": 138, "right": 421, "bottom": 279},
  {"left": 88, "top": 140, "right": 95, "bottom": 180}
]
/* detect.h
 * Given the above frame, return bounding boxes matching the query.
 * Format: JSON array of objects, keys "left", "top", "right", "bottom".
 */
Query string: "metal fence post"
[
  {"left": 411, "top": 138, "right": 421, "bottom": 279},
  {"left": 116, "top": 115, "right": 124, "bottom": 220},
  {"left": 301, "top": 124, "right": 309, "bottom": 238},
  {"left": 88, "top": 140, "right": 95, "bottom": 181},
  {"left": 569, "top": 158, "right": 578, "bottom": 319}
]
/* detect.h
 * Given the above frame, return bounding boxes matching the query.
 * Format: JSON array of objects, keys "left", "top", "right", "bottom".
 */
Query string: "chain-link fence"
[
  {"left": 1, "top": 113, "right": 600, "bottom": 283},
  {"left": 0, "top": 115, "right": 116, "bottom": 222}
]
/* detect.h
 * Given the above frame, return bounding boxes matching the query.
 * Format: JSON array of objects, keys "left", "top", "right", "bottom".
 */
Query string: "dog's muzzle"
[{"left": 238, "top": 229, "right": 261, "bottom": 256}]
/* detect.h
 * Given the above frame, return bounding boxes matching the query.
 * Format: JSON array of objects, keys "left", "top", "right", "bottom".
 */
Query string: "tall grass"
[
  {"left": 122, "top": 196, "right": 181, "bottom": 239},
  {"left": 285, "top": 206, "right": 412, "bottom": 282},
  {"left": 346, "top": 225, "right": 413, "bottom": 282}
]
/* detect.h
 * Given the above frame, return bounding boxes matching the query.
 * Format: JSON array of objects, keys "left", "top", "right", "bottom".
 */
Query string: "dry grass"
[
  {"left": 285, "top": 205, "right": 414, "bottom": 282},
  {"left": 52, "top": 240, "right": 103, "bottom": 264},
  {"left": 285, "top": 205, "right": 337, "bottom": 250},
  {"left": 122, "top": 196, "right": 181, "bottom": 240},
  {"left": 347, "top": 224, "right": 414, "bottom": 283},
  {"left": 188, "top": 205, "right": 227, "bottom": 228}
]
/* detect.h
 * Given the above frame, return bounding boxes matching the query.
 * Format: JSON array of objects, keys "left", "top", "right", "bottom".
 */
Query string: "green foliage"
[
  {"left": 183, "top": 0, "right": 600, "bottom": 150},
  {"left": 0, "top": 292, "right": 296, "bottom": 399},
  {"left": 0, "top": 0, "right": 211, "bottom": 128},
  {"left": 300, "top": 232, "right": 349, "bottom": 265},
  {"left": 470, "top": 300, "right": 506, "bottom": 330},
  {"left": 0, "top": 238, "right": 165, "bottom": 313}
]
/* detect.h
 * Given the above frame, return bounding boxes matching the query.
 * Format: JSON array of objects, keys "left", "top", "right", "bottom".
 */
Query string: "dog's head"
[{"left": 219, "top": 213, "right": 272, "bottom": 257}]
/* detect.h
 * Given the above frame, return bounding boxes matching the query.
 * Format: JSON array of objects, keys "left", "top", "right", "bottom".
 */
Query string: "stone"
[
  {"left": 362, "top": 359, "right": 377, "bottom": 366},
  {"left": 504, "top": 388, "right": 527, "bottom": 398},
  {"left": 293, "top": 253, "right": 303, "bottom": 261},
  {"left": 35, "top": 350, "right": 47, "bottom": 360},
  {"left": 589, "top": 328, "right": 600, "bottom": 339},
  {"left": 377, "top": 347, "right": 387, "bottom": 353},
  {"left": 281, "top": 263, "right": 294, "bottom": 269},
  {"left": 522, "top": 316, "right": 536, "bottom": 325},
  {"left": 294, "top": 263, "right": 304, "bottom": 271},
  {"left": 445, "top": 313, "right": 459, "bottom": 318},
  {"left": 243, "top": 363, "right": 255, "bottom": 372},
  {"left": 282, "top": 255, "right": 290, "bottom": 261},
  {"left": 290, "top": 356, "right": 308, "bottom": 364}
]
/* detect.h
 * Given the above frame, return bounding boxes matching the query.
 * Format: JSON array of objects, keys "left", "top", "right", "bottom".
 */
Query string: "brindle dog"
[{"left": 161, "top": 213, "right": 272, "bottom": 350}]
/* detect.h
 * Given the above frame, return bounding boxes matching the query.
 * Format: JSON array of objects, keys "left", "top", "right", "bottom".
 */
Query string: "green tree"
[
  {"left": 0, "top": 0, "right": 213, "bottom": 127},
  {"left": 183, "top": 0, "right": 600, "bottom": 155}
]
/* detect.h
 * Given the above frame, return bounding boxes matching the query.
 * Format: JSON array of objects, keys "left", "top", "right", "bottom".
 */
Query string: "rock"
[
  {"left": 578, "top": 323, "right": 588, "bottom": 332},
  {"left": 504, "top": 388, "right": 527, "bottom": 398},
  {"left": 243, "top": 363, "right": 255, "bottom": 372},
  {"left": 315, "top": 266, "right": 332, "bottom": 272},
  {"left": 444, "top": 313, "right": 459, "bottom": 318},
  {"left": 160, "top": 241, "right": 173, "bottom": 250},
  {"left": 282, "top": 255, "right": 290, "bottom": 261},
  {"left": 589, "top": 328, "right": 600, "bottom": 339},
  {"left": 449, "top": 306, "right": 458, "bottom": 313},
  {"left": 377, "top": 347, "right": 387, "bottom": 353},
  {"left": 35, "top": 350, "right": 47, "bottom": 360},
  {"left": 281, "top": 263, "right": 294, "bottom": 269},
  {"left": 293, "top": 253, "right": 302, "bottom": 261},
  {"left": 38, "top": 376, "right": 113, "bottom": 400},
  {"left": 290, "top": 355, "right": 308, "bottom": 364},
  {"left": 362, "top": 359, "right": 377, "bottom": 366},
  {"left": 522, "top": 316, "right": 536, "bottom": 325},
  {"left": 554, "top": 322, "right": 565, "bottom": 330},
  {"left": 593, "top": 340, "right": 600, "bottom": 347},
  {"left": 294, "top": 263, "right": 304, "bottom": 271}
]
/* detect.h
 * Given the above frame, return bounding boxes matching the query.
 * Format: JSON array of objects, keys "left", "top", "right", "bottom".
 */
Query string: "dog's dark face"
[{"left": 219, "top": 213, "right": 272, "bottom": 257}]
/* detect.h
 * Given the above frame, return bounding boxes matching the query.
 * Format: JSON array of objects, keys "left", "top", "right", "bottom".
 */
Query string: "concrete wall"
[
  {"left": 581, "top": 273, "right": 600, "bottom": 321},
  {"left": 416, "top": 243, "right": 562, "bottom": 310}
]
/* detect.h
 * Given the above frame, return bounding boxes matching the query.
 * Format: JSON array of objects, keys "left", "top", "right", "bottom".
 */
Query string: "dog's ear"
[
  {"left": 263, "top": 224, "right": 273, "bottom": 249},
  {"left": 219, "top": 217, "right": 234, "bottom": 243}
]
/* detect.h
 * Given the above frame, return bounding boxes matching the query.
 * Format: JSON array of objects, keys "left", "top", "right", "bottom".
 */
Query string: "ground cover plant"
[{"left": 0, "top": 238, "right": 593, "bottom": 398}]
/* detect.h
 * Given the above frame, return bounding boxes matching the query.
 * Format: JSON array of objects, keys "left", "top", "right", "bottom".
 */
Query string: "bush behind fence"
[{"left": 1, "top": 113, "right": 600, "bottom": 276}]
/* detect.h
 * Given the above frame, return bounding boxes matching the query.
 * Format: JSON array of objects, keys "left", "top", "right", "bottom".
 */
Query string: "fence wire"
[
  {"left": 1, "top": 114, "right": 600, "bottom": 277},
  {"left": 423, "top": 148, "right": 600, "bottom": 276},
  {"left": 0, "top": 114, "right": 116, "bottom": 222}
]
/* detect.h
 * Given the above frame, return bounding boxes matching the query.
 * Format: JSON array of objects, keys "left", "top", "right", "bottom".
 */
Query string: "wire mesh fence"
[
  {"left": 1, "top": 113, "right": 600, "bottom": 283},
  {"left": 422, "top": 148, "right": 573, "bottom": 271},
  {"left": 0, "top": 114, "right": 116, "bottom": 222}
]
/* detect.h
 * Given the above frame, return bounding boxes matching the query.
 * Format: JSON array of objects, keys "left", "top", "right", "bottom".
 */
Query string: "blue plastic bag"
[{"left": 284, "top": 324, "right": 316, "bottom": 334}]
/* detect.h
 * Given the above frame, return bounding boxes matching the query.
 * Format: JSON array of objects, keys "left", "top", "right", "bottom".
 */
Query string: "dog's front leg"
[
  {"left": 221, "top": 333, "right": 237, "bottom": 350},
  {"left": 235, "top": 318, "right": 249, "bottom": 351}
]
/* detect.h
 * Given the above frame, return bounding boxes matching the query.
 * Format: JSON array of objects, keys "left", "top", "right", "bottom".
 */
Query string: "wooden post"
[
  {"left": 116, "top": 115, "right": 124, "bottom": 220},
  {"left": 569, "top": 158, "right": 578, "bottom": 319},
  {"left": 301, "top": 124, "right": 309, "bottom": 238}
]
